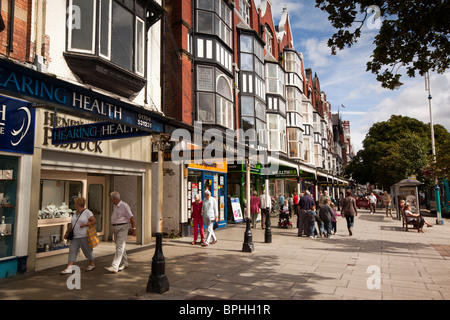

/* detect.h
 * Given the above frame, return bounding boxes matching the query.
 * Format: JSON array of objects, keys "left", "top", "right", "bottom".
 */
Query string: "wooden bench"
[{"left": 402, "top": 210, "right": 420, "bottom": 232}]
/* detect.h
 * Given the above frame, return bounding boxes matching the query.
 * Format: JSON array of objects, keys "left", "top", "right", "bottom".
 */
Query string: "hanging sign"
[
  {"left": 0, "top": 96, "right": 35, "bottom": 154},
  {"left": 51, "top": 121, "right": 148, "bottom": 145},
  {"left": 0, "top": 58, "right": 164, "bottom": 133}
]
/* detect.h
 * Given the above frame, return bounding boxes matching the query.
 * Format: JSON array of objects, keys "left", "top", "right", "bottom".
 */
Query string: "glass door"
[
  {"left": 203, "top": 174, "right": 214, "bottom": 197},
  {"left": 87, "top": 176, "right": 106, "bottom": 235}
]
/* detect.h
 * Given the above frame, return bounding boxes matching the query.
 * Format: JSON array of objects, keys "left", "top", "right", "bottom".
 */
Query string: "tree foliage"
[
  {"left": 343, "top": 115, "right": 450, "bottom": 189},
  {"left": 315, "top": 0, "right": 450, "bottom": 89}
]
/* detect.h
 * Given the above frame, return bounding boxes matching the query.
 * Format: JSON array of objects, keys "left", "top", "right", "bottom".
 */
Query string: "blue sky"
[{"left": 256, "top": 0, "right": 450, "bottom": 152}]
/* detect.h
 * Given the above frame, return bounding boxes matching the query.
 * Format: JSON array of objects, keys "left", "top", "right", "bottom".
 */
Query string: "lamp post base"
[
  {"left": 146, "top": 233, "right": 169, "bottom": 294},
  {"left": 242, "top": 218, "right": 254, "bottom": 252},
  {"left": 264, "top": 209, "right": 272, "bottom": 243}
]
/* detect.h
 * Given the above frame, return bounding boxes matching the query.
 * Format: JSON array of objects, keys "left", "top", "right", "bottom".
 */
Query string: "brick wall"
[
  {"left": 163, "top": 0, "right": 194, "bottom": 126},
  {"left": 0, "top": 0, "right": 33, "bottom": 63}
]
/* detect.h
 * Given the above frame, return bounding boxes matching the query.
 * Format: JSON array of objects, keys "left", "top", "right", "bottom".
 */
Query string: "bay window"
[
  {"left": 288, "top": 127, "right": 301, "bottom": 159},
  {"left": 196, "top": 0, "right": 232, "bottom": 48},
  {"left": 268, "top": 114, "right": 286, "bottom": 152},
  {"left": 65, "top": 0, "right": 164, "bottom": 97},
  {"left": 197, "top": 66, "right": 234, "bottom": 129},
  {"left": 68, "top": 0, "right": 145, "bottom": 75},
  {"left": 266, "top": 63, "right": 285, "bottom": 96},
  {"left": 286, "top": 87, "right": 302, "bottom": 113},
  {"left": 239, "top": 31, "right": 267, "bottom": 147}
]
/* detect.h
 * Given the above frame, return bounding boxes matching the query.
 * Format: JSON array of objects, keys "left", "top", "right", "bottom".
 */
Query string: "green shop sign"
[
  {"left": 227, "top": 163, "right": 261, "bottom": 174},
  {"left": 270, "top": 165, "right": 298, "bottom": 178}
]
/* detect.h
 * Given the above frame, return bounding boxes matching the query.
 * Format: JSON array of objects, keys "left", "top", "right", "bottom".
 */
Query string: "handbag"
[
  {"left": 67, "top": 210, "right": 83, "bottom": 240},
  {"left": 87, "top": 225, "right": 100, "bottom": 249},
  {"left": 67, "top": 229, "right": 74, "bottom": 241}
]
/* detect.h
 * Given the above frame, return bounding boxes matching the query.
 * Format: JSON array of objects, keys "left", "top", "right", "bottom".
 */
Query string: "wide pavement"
[{"left": 1, "top": 208, "right": 449, "bottom": 301}]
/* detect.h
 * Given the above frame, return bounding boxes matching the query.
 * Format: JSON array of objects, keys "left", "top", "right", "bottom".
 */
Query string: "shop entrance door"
[
  {"left": 203, "top": 174, "right": 214, "bottom": 197},
  {"left": 87, "top": 176, "right": 106, "bottom": 237}
]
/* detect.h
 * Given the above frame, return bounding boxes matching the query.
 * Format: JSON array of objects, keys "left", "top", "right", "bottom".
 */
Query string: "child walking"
[
  {"left": 307, "top": 205, "right": 317, "bottom": 238},
  {"left": 331, "top": 202, "right": 340, "bottom": 235}
]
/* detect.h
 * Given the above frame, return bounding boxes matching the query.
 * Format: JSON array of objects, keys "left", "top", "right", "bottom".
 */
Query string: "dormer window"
[
  {"left": 239, "top": 0, "right": 250, "bottom": 25},
  {"left": 264, "top": 26, "right": 273, "bottom": 56}
]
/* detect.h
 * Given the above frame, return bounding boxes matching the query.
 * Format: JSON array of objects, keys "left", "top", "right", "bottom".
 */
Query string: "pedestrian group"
[
  {"left": 61, "top": 191, "right": 136, "bottom": 275},
  {"left": 61, "top": 186, "right": 432, "bottom": 276}
]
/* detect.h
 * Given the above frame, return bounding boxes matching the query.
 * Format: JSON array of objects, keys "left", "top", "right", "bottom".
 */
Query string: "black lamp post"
[
  {"left": 242, "top": 217, "right": 254, "bottom": 252},
  {"left": 147, "top": 133, "right": 171, "bottom": 294},
  {"left": 146, "top": 232, "right": 169, "bottom": 293},
  {"left": 264, "top": 209, "right": 272, "bottom": 243}
]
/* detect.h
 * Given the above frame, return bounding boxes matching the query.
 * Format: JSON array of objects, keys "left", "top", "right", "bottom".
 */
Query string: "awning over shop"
[{"left": 265, "top": 156, "right": 299, "bottom": 178}]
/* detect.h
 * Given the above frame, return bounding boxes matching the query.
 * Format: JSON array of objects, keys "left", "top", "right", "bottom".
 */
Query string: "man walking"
[
  {"left": 382, "top": 191, "right": 393, "bottom": 217},
  {"left": 202, "top": 190, "right": 219, "bottom": 247},
  {"left": 368, "top": 192, "right": 377, "bottom": 214},
  {"left": 298, "top": 190, "right": 315, "bottom": 237},
  {"left": 259, "top": 190, "right": 271, "bottom": 229},
  {"left": 105, "top": 191, "right": 136, "bottom": 274}
]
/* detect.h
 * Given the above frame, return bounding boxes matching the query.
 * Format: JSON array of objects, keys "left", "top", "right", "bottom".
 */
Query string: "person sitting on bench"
[{"left": 404, "top": 203, "right": 433, "bottom": 233}]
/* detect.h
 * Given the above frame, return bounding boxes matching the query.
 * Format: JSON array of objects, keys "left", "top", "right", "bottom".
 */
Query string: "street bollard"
[
  {"left": 242, "top": 217, "right": 254, "bottom": 252},
  {"left": 264, "top": 209, "right": 272, "bottom": 243},
  {"left": 146, "top": 232, "right": 169, "bottom": 293}
]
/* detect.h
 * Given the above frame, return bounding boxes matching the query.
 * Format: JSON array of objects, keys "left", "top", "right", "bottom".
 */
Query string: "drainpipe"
[
  {"left": 0, "top": 0, "right": 5, "bottom": 32},
  {"left": 7, "top": 0, "right": 14, "bottom": 55}
]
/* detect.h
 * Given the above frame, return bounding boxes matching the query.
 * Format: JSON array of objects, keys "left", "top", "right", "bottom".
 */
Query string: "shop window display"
[
  {"left": 36, "top": 180, "right": 82, "bottom": 254},
  {"left": 0, "top": 155, "right": 18, "bottom": 259}
]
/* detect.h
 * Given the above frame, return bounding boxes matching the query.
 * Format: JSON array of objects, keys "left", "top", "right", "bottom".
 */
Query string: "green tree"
[
  {"left": 344, "top": 115, "right": 450, "bottom": 189},
  {"left": 315, "top": 0, "right": 450, "bottom": 89},
  {"left": 423, "top": 127, "right": 450, "bottom": 180}
]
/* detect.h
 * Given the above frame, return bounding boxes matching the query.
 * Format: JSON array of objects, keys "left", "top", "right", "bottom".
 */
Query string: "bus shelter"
[{"left": 392, "top": 178, "right": 423, "bottom": 220}]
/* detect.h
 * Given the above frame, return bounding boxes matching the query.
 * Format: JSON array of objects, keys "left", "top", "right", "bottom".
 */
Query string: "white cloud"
[
  {"left": 374, "top": 72, "right": 450, "bottom": 130},
  {"left": 345, "top": 71, "right": 450, "bottom": 152},
  {"left": 302, "top": 37, "right": 332, "bottom": 68}
]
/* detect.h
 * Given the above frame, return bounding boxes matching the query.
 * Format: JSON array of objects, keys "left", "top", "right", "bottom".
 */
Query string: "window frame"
[
  {"left": 135, "top": 16, "right": 145, "bottom": 76},
  {"left": 264, "top": 26, "right": 273, "bottom": 56},
  {"left": 239, "top": 0, "right": 251, "bottom": 25},
  {"left": 68, "top": 0, "right": 97, "bottom": 54}
]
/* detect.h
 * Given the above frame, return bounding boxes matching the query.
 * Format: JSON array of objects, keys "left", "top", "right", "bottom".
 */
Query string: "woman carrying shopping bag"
[{"left": 61, "top": 197, "right": 97, "bottom": 274}]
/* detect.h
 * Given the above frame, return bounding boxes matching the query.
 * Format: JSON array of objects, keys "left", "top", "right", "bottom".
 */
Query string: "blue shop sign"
[
  {"left": 0, "top": 58, "right": 164, "bottom": 133},
  {"left": 52, "top": 122, "right": 148, "bottom": 145},
  {"left": 0, "top": 96, "right": 35, "bottom": 154}
]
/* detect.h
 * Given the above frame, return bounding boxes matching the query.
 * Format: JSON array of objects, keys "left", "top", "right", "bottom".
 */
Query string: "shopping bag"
[{"left": 87, "top": 225, "right": 100, "bottom": 249}]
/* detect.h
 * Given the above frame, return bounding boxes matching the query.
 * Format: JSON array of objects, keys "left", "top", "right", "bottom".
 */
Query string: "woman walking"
[
  {"left": 341, "top": 190, "right": 358, "bottom": 236},
  {"left": 61, "top": 197, "right": 96, "bottom": 274},
  {"left": 250, "top": 191, "right": 261, "bottom": 228},
  {"left": 191, "top": 194, "right": 205, "bottom": 245}
]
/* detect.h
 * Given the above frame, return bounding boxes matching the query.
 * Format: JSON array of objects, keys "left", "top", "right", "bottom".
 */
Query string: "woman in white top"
[
  {"left": 404, "top": 203, "right": 432, "bottom": 233},
  {"left": 61, "top": 197, "right": 97, "bottom": 274}
]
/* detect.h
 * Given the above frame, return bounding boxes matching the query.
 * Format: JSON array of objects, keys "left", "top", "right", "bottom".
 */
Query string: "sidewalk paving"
[{"left": 0, "top": 208, "right": 449, "bottom": 300}]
